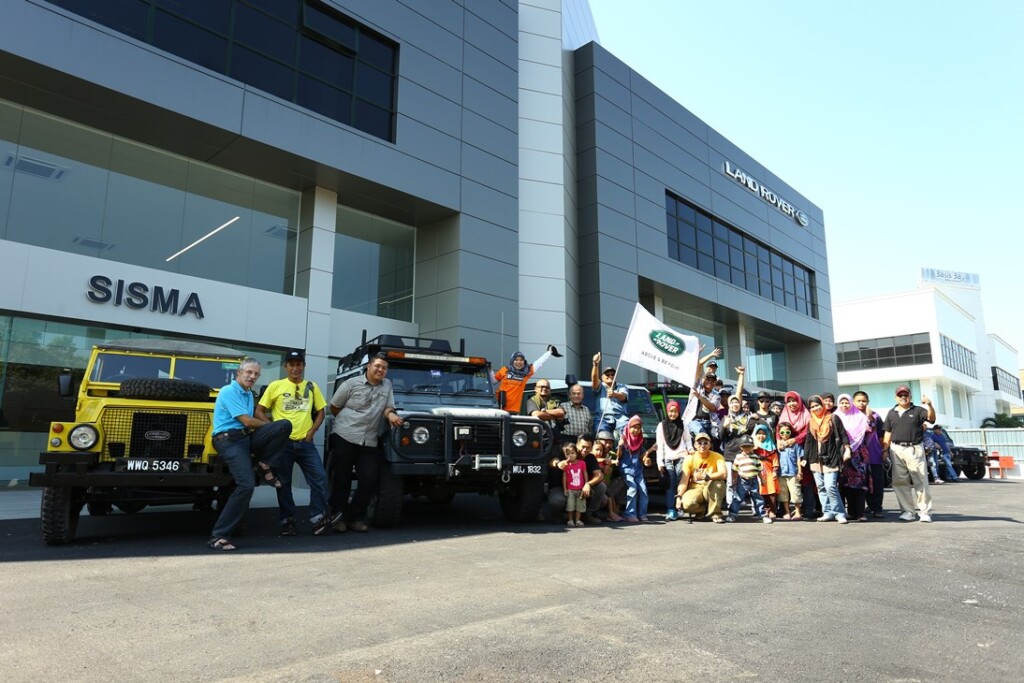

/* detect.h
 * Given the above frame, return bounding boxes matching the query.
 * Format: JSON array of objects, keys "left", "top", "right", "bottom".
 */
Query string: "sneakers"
[
  {"left": 762, "top": 516, "right": 773, "bottom": 524},
  {"left": 566, "top": 520, "right": 575, "bottom": 528},
  {"left": 899, "top": 512, "right": 917, "bottom": 522},
  {"left": 932, "top": 479, "right": 944, "bottom": 485},
  {"left": 575, "top": 520, "right": 585, "bottom": 527},
  {"left": 347, "top": 520, "right": 369, "bottom": 532},
  {"left": 711, "top": 516, "right": 724, "bottom": 524},
  {"left": 918, "top": 513, "right": 932, "bottom": 523},
  {"left": 666, "top": 509, "right": 678, "bottom": 521},
  {"left": 836, "top": 516, "right": 848, "bottom": 525},
  {"left": 279, "top": 519, "right": 297, "bottom": 536},
  {"left": 313, "top": 511, "right": 344, "bottom": 536},
  {"left": 724, "top": 515, "right": 736, "bottom": 523},
  {"left": 817, "top": 514, "right": 836, "bottom": 523}
]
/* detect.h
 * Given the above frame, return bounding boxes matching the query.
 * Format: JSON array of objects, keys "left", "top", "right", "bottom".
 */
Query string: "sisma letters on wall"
[{"left": 86, "top": 275, "right": 205, "bottom": 319}]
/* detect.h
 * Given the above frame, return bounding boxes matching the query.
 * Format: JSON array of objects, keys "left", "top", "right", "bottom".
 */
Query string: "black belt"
[
  {"left": 893, "top": 441, "right": 920, "bottom": 447},
  {"left": 213, "top": 428, "right": 252, "bottom": 442}
]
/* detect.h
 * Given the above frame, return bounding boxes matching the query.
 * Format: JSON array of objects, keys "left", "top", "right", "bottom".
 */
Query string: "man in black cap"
[
  {"left": 256, "top": 350, "right": 342, "bottom": 536},
  {"left": 751, "top": 390, "right": 778, "bottom": 432}
]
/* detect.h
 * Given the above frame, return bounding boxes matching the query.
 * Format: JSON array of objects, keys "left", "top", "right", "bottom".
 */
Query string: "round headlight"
[
  {"left": 512, "top": 430, "right": 528, "bottom": 447},
  {"left": 412, "top": 426, "right": 431, "bottom": 445},
  {"left": 69, "top": 425, "right": 99, "bottom": 451},
  {"left": 531, "top": 425, "right": 540, "bottom": 434}
]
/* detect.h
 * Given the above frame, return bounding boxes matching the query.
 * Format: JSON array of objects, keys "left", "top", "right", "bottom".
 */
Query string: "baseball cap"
[
  {"left": 596, "top": 430, "right": 616, "bottom": 441},
  {"left": 739, "top": 434, "right": 755, "bottom": 448},
  {"left": 603, "top": 366, "right": 616, "bottom": 375},
  {"left": 703, "top": 372, "right": 717, "bottom": 381},
  {"left": 284, "top": 349, "right": 305, "bottom": 363},
  {"left": 757, "top": 391, "right": 771, "bottom": 400},
  {"left": 895, "top": 384, "right": 911, "bottom": 396},
  {"left": 694, "top": 433, "right": 712, "bottom": 443},
  {"left": 707, "top": 359, "right": 718, "bottom": 367}
]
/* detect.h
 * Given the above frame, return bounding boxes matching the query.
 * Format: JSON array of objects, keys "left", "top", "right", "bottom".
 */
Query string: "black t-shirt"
[{"left": 883, "top": 404, "right": 930, "bottom": 444}]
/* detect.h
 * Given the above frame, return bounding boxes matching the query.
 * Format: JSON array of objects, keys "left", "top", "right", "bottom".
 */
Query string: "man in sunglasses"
[{"left": 881, "top": 385, "right": 936, "bottom": 523}]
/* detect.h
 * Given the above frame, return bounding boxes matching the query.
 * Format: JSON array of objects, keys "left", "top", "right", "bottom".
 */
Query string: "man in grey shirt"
[{"left": 328, "top": 352, "right": 404, "bottom": 532}]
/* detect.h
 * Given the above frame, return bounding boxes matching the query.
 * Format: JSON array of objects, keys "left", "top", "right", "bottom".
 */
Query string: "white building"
[{"left": 834, "top": 268, "right": 1022, "bottom": 428}]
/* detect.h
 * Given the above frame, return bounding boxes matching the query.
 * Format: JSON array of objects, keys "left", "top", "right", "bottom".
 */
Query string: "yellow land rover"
[{"left": 29, "top": 339, "right": 246, "bottom": 544}]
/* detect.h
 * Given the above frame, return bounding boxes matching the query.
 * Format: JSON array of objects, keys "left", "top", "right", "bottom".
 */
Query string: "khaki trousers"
[
  {"left": 890, "top": 442, "right": 932, "bottom": 515},
  {"left": 680, "top": 480, "right": 727, "bottom": 519}
]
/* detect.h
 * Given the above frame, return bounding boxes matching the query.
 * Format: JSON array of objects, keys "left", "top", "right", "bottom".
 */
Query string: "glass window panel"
[
  {"left": 665, "top": 216, "right": 678, "bottom": 242},
  {"left": 876, "top": 346, "right": 894, "bottom": 359},
  {"left": 712, "top": 220, "right": 729, "bottom": 240},
  {"left": 912, "top": 332, "right": 930, "bottom": 344},
  {"left": 677, "top": 222, "right": 696, "bottom": 246},
  {"left": 358, "top": 30, "right": 396, "bottom": 72},
  {"left": 756, "top": 244, "right": 768, "bottom": 260},
  {"left": 152, "top": 10, "right": 229, "bottom": 72},
  {"left": 243, "top": 0, "right": 300, "bottom": 25},
  {"left": 784, "top": 275, "right": 796, "bottom": 293},
  {"left": 745, "top": 253, "right": 759, "bottom": 273},
  {"left": 303, "top": 2, "right": 356, "bottom": 50},
  {"left": 744, "top": 236, "right": 757, "bottom": 254},
  {"left": 247, "top": 180, "right": 300, "bottom": 293},
  {"left": 770, "top": 252, "right": 782, "bottom": 268},
  {"left": 783, "top": 260, "right": 795, "bottom": 276},
  {"left": 729, "top": 246, "right": 742, "bottom": 267},
  {"left": 861, "top": 358, "right": 878, "bottom": 369},
  {"left": 679, "top": 246, "right": 697, "bottom": 268},
  {"left": 156, "top": 0, "right": 232, "bottom": 34},
  {"left": 234, "top": 3, "right": 296, "bottom": 63},
  {"left": 698, "top": 252, "right": 715, "bottom": 275},
  {"left": 893, "top": 334, "right": 914, "bottom": 346},
  {"left": 913, "top": 342, "right": 931, "bottom": 356},
  {"left": 353, "top": 100, "right": 392, "bottom": 139},
  {"left": 175, "top": 164, "right": 253, "bottom": 287},
  {"left": 676, "top": 202, "right": 695, "bottom": 224},
  {"left": 667, "top": 239, "right": 679, "bottom": 261},
  {"left": 746, "top": 273, "right": 759, "bottom": 293},
  {"left": 230, "top": 46, "right": 294, "bottom": 100},
  {"left": 784, "top": 291, "right": 794, "bottom": 307},
  {"left": 355, "top": 62, "right": 393, "bottom": 107},
  {"left": 664, "top": 195, "right": 677, "bottom": 215},
  {"left": 696, "top": 230, "right": 713, "bottom": 255},
  {"left": 695, "top": 212, "right": 711, "bottom": 232},
  {"left": 771, "top": 267, "right": 783, "bottom": 287},
  {"left": 715, "top": 259, "right": 729, "bottom": 279},
  {"left": 0, "top": 101, "right": 21, "bottom": 240},
  {"left": 332, "top": 206, "right": 414, "bottom": 321},
  {"left": 713, "top": 237, "right": 728, "bottom": 260},
  {"left": 772, "top": 286, "right": 783, "bottom": 302},
  {"left": 794, "top": 268, "right": 806, "bottom": 282},
  {"left": 297, "top": 75, "right": 353, "bottom": 122},
  {"left": 50, "top": 0, "right": 150, "bottom": 40},
  {"left": 6, "top": 113, "right": 112, "bottom": 257},
  {"left": 728, "top": 230, "right": 743, "bottom": 247},
  {"left": 731, "top": 267, "right": 744, "bottom": 287}
]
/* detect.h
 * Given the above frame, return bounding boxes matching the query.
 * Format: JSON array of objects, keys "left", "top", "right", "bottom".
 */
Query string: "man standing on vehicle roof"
[
  {"left": 207, "top": 358, "right": 292, "bottom": 551},
  {"left": 882, "top": 384, "right": 936, "bottom": 523},
  {"left": 328, "top": 352, "right": 404, "bottom": 532},
  {"left": 492, "top": 345, "right": 561, "bottom": 414},
  {"left": 591, "top": 352, "right": 629, "bottom": 435},
  {"left": 256, "top": 349, "right": 343, "bottom": 536}
]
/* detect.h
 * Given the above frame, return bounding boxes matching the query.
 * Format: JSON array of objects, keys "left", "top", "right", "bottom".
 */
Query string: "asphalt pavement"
[{"left": 1, "top": 478, "right": 1021, "bottom": 682}]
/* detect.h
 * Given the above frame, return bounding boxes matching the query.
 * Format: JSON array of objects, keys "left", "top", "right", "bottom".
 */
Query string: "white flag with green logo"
[{"left": 619, "top": 303, "right": 699, "bottom": 385}]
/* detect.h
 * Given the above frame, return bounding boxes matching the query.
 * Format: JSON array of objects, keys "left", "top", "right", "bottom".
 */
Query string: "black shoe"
[
  {"left": 279, "top": 519, "right": 297, "bottom": 536},
  {"left": 313, "top": 511, "right": 344, "bottom": 536},
  {"left": 547, "top": 344, "right": 562, "bottom": 358}
]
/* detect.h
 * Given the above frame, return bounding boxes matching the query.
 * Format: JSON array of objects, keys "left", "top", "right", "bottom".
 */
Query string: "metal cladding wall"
[{"left": 572, "top": 41, "right": 835, "bottom": 394}]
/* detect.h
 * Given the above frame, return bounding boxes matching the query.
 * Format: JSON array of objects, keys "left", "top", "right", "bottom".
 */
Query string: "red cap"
[{"left": 895, "top": 385, "right": 911, "bottom": 396}]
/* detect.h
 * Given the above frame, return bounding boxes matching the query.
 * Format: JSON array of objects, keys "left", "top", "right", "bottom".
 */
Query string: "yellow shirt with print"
[
  {"left": 258, "top": 378, "right": 327, "bottom": 440},
  {"left": 682, "top": 451, "right": 725, "bottom": 481}
]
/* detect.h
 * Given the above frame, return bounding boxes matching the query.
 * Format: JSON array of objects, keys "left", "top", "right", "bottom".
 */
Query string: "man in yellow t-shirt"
[
  {"left": 256, "top": 349, "right": 341, "bottom": 536},
  {"left": 676, "top": 432, "right": 728, "bottom": 523}
]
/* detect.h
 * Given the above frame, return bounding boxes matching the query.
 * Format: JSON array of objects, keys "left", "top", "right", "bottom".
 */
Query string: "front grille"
[
  {"left": 99, "top": 408, "right": 211, "bottom": 461},
  {"left": 456, "top": 421, "right": 501, "bottom": 455}
]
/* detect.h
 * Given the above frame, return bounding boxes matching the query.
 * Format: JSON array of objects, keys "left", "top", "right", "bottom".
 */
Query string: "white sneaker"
[
  {"left": 836, "top": 516, "right": 849, "bottom": 525},
  {"left": 899, "top": 512, "right": 917, "bottom": 522},
  {"left": 918, "top": 513, "right": 932, "bottom": 523},
  {"left": 762, "top": 517, "right": 773, "bottom": 524}
]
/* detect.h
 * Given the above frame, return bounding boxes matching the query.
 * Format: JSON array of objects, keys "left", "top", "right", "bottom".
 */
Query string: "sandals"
[
  {"left": 207, "top": 537, "right": 237, "bottom": 552},
  {"left": 256, "top": 462, "right": 282, "bottom": 489}
]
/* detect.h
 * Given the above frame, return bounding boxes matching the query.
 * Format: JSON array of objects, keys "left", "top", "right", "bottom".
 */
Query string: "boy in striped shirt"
[{"left": 726, "top": 435, "right": 772, "bottom": 523}]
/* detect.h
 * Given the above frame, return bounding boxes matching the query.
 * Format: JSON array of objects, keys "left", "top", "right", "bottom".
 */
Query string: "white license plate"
[
  {"left": 511, "top": 464, "right": 542, "bottom": 475},
  {"left": 121, "top": 458, "right": 188, "bottom": 473}
]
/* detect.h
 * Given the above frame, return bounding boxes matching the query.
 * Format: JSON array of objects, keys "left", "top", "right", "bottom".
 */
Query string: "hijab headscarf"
[
  {"left": 806, "top": 394, "right": 833, "bottom": 443},
  {"left": 752, "top": 423, "right": 776, "bottom": 451},
  {"left": 661, "top": 400, "right": 685, "bottom": 450},
  {"left": 504, "top": 351, "right": 530, "bottom": 381},
  {"left": 835, "top": 393, "right": 868, "bottom": 450},
  {"left": 779, "top": 391, "right": 810, "bottom": 443},
  {"left": 623, "top": 415, "right": 644, "bottom": 452}
]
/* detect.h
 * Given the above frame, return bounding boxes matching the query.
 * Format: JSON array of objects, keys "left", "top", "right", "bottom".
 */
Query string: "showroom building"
[{"left": 0, "top": 0, "right": 833, "bottom": 482}]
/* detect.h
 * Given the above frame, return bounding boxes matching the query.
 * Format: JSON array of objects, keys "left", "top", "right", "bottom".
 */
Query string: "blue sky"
[{"left": 588, "top": 1, "right": 1024, "bottom": 365}]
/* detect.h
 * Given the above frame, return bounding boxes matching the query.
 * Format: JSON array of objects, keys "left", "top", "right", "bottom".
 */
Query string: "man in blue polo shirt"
[{"left": 207, "top": 358, "right": 292, "bottom": 551}]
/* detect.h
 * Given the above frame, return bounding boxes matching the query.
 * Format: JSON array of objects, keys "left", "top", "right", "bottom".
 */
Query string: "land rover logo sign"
[
  {"left": 723, "top": 161, "right": 810, "bottom": 227},
  {"left": 649, "top": 330, "right": 685, "bottom": 357},
  {"left": 144, "top": 430, "right": 172, "bottom": 441}
]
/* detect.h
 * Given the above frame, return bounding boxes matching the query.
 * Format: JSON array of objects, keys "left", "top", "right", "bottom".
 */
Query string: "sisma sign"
[
  {"left": 86, "top": 275, "right": 205, "bottom": 319},
  {"left": 723, "top": 161, "right": 810, "bottom": 227}
]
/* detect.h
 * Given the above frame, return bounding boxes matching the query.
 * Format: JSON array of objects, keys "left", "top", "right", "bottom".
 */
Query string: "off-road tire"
[
  {"left": 41, "top": 486, "right": 83, "bottom": 545},
  {"left": 369, "top": 465, "right": 403, "bottom": 528},
  {"left": 499, "top": 475, "right": 545, "bottom": 523},
  {"left": 118, "top": 378, "right": 211, "bottom": 402},
  {"left": 962, "top": 463, "right": 985, "bottom": 480}
]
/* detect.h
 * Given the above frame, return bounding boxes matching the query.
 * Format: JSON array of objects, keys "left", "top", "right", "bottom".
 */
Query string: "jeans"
[
  {"left": 276, "top": 439, "right": 331, "bottom": 522},
  {"left": 729, "top": 475, "right": 766, "bottom": 518},
  {"left": 939, "top": 451, "right": 957, "bottom": 480},
  {"left": 927, "top": 451, "right": 941, "bottom": 481},
  {"left": 329, "top": 433, "right": 381, "bottom": 523},
  {"left": 211, "top": 419, "right": 291, "bottom": 539},
  {"left": 687, "top": 419, "right": 711, "bottom": 438},
  {"left": 813, "top": 469, "right": 847, "bottom": 520},
  {"left": 623, "top": 469, "right": 649, "bottom": 519},
  {"left": 594, "top": 413, "right": 627, "bottom": 437},
  {"left": 662, "top": 459, "right": 684, "bottom": 511}
]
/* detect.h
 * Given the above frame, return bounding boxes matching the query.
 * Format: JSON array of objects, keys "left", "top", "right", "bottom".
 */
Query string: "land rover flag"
[{"left": 619, "top": 303, "right": 699, "bottom": 385}]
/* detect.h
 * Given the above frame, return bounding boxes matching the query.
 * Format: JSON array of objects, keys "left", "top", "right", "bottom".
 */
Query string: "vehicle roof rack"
[{"left": 338, "top": 330, "right": 466, "bottom": 371}]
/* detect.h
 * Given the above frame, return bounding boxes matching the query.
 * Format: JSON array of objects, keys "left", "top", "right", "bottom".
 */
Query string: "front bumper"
[{"left": 29, "top": 452, "right": 233, "bottom": 488}]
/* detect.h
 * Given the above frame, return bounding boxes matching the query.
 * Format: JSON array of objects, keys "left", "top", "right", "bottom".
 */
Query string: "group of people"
[
  {"left": 207, "top": 349, "right": 400, "bottom": 551},
  {"left": 537, "top": 347, "right": 945, "bottom": 528}
]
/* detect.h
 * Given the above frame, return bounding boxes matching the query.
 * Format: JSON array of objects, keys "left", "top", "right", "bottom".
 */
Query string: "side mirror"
[{"left": 57, "top": 371, "right": 74, "bottom": 398}]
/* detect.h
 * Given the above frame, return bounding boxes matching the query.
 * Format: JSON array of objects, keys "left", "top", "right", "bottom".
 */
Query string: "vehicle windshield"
[
  {"left": 90, "top": 353, "right": 240, "bottom": 389},
  {"left": 387, "top": 361, "right": 494, "bottom": 396}
]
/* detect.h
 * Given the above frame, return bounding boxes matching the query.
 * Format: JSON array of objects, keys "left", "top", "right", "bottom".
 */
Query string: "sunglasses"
[{"left": 779, "top": 431, "right": 792, "bottom": 435}]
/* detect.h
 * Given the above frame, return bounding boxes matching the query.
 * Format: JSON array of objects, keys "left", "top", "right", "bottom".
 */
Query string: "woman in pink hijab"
[
  {"left": 836, "top": 394, "right": 870, "bottom": 521},
  {"left": 777, "top": 391, "right": 816, "bottom": 518}
]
